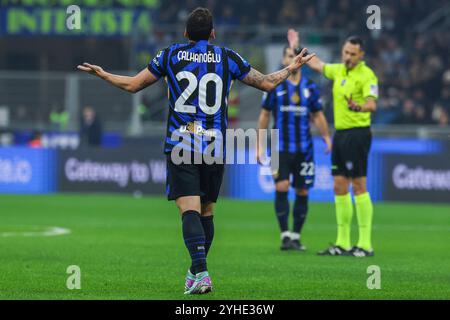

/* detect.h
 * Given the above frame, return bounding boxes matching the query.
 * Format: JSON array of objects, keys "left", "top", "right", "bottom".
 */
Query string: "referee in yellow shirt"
[{"left": 288, "top": 30, "right": 378, "bottom": 257}]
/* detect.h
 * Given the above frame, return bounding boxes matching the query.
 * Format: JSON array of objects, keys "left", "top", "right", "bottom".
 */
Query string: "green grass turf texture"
[{"left": 0, "top": 194, "right": 449, "bottom": 300}]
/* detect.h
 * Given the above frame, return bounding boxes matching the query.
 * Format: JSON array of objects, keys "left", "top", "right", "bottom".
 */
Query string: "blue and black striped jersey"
[
  {"left": 148, "top": 40, "right": 251, "bottom": 155},
  {"left": 261, "top": 77, "right": 322, "bottom": 154}
]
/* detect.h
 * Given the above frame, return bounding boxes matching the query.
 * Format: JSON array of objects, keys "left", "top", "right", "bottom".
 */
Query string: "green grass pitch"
[{"left": 0, "top": 194, "right": 449, "bottom": 300}]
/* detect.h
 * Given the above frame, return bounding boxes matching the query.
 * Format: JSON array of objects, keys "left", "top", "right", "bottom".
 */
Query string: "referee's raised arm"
[{"left": 287, "top": 28, "right": 325, "bottom": 74}]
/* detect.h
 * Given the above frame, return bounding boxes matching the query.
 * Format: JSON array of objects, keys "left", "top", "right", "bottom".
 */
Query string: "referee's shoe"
[
  {"left": 317, "top": 244, "right": 350, "bottom": 256},
  {"left": 347, "top": 246, "right": 374, "bottom": 257}
]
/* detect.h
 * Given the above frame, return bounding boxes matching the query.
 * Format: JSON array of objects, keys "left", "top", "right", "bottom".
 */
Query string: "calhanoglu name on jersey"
[{"left": 178, "top": 51, "right": 222, "bottom": 63}]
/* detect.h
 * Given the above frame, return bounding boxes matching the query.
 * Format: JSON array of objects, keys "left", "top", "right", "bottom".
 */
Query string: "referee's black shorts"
[
  {"left": 331, "top": 126, "right": 372, "bottom": 178},
  {"left": 165, "top": 154, "right": 224, "bottom": 204}
]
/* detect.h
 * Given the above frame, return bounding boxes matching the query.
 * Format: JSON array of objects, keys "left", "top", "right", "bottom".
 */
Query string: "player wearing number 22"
[
  {"left": 77, "top": 8, "right": 315, "bottom": 295},
  {"left": 258, "top": 45, "right": 331, "bottom": 252}
]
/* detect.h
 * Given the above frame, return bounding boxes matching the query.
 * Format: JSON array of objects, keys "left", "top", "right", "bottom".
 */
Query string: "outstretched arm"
[
  {"left": 77, "top": 63, "right": 158, "bottom": 93},
  {"left": 306, "top": 56, "right": 326, "bottom": 74},
  {"left": 287, "top": 28, "right": 325, "bottom": 74},
  {"left": 241, "top": 48, "right": 315, "bottom": 92},
  {"left": 241, "top": 68, "right": 291, "bottom": 92}
]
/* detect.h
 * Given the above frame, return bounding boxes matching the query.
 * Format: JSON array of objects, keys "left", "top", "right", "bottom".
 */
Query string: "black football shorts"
[
  {"left": 331, "top": 126, "right": 372, "bottom": 178},
  {"left": 165, "top": 154, "right": 224, "bottom": 203},
  {"left": 272, "top": 151, "right": 315, "bottom": 189}
]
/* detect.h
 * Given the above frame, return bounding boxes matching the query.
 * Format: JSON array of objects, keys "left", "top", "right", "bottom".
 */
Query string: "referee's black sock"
[
  {"left": 275, "top": 191, "right": 289, "bottom": 233},
  {"left": 182, "top": 210, "right": 207, "bottom": 274},
  {"left": 293, "top": 194, "right": 308, "bottom": 235},
  {"left": 190, "top": 215, "right": 214, "bottom": 274}
]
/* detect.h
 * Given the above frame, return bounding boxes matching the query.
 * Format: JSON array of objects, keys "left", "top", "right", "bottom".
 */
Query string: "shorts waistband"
[{"left": 335, "top": 126, "right": 371, "bottom": 133}]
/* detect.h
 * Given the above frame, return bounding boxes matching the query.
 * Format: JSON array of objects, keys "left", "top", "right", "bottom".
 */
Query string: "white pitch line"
[{"left": 0, "top": 226, "right": 71, "bottom": 238}]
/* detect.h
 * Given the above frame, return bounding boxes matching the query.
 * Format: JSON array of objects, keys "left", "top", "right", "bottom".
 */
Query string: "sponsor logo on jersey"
[
  {"left": 280, "top": 105, "right": 308, "bottom": 115},
  {"left": 179, "top": 122, "right": 217, "bottom": 137},
  {"left": 152, "top": 50, "right": 163, "bottom": 67}
]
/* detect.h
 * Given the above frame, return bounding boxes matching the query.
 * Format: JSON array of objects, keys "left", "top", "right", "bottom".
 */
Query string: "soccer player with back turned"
[
  {"left": 77, "top": 8, "right": 315, "bottom": 295},
  {"left": 288, "top": 30, "right": 378, "bottom": 257}
]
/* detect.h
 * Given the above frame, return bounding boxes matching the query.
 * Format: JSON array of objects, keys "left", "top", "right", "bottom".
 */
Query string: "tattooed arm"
[
  {"left": 241, "top": 68, "right": 292, "bottom": 92},
  {"left": 241, "top": 48, "right": 315, "bottom": 92},
  {"left": 77, "top": 63, "right": 158, "bottom": 93}
]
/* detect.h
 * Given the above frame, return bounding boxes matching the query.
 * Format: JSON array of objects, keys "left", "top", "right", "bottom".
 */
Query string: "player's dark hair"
[
  {"left": 186, "top": 7, "right": 214, "bottom": 42},
  {"left": 345, "top": 35, "right": 364, "bottom": 50}
]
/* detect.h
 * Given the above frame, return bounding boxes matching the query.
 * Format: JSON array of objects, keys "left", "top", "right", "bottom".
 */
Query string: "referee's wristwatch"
[{"left": 294, "top": 47, "right": 309, "bottom": 57}]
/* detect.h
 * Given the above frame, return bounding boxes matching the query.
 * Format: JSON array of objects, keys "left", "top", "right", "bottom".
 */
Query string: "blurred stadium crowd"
[{"left": 158, "top": 0, "right": 450, "bottom": 126}]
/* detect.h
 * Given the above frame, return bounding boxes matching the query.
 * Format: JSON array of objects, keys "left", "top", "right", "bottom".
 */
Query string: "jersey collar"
[
  {"left": 352, "top": 61, "right": 365, "bottom": 71},
  {"left": 345, "top": 61, "right": 365, "bottom": 75},
  {"left": 193, "top": 40, "right": 210, "bottom": 46},
  {"left": 286, "top": 77, "right": 302, "bottom": 86}
]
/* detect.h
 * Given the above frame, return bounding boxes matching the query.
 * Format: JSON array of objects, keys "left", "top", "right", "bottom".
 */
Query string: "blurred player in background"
[
  {"left": 77, "top": 8, "right": 315, "bottom": 294},
  {"left": 80, "top": 106, "right": 103, "bottom": 147},
  {"left": 288, "top": 29, "right": 378, "bottom": 257},
  {"left": 257, "top": 45, "right": 331, "bottom": 251}
]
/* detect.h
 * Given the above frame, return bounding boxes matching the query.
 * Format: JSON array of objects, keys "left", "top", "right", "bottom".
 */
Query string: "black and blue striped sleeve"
[
  {"left": 226, "top": 48, "right": 252, "bottom": 80},
  {"left": 261, "top": 90, "right": 275, "bottom": 111},
  {"left": 308, "top": 82, "right": 323, "bottom": 113},
  {"left": 148, "top": 48, "right": 168, "bottom": 78}
]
